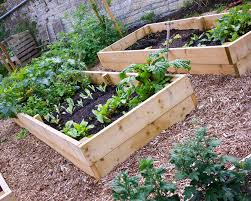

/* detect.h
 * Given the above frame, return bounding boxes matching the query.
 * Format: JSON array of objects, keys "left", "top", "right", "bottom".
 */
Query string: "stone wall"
[{"left": 0, "top": 0, "right": 186, "bottom": 43}]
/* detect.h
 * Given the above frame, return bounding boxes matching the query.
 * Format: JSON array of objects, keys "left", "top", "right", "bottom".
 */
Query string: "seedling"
[
  {"left": 44, "top": 113, "right": 60, "bottom": 124},
  {"left": 96, "top": 84, "right": 107, "bottom": 92},
  {"left": 77, "top": 99, "right": 84, "bottom": 107},
  {"left": 62, "top": 98, "right": 75, "bottom": 115},
  {"left": 89, "top": 85, "right": 96, "bottom": 92},
  {"left": 54, "top": 104, "right": 61, "bottom": 114},
  {"left": 62, "top": 119, "right": 94, "bottom": 140},
  {"left": 80, "top": 89, "right": 93, "bottom": 99},
  {"left": 16, "top": 128, "right": 29, "bottom": 140}
]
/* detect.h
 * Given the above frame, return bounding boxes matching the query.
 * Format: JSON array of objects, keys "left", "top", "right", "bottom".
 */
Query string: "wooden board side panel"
[
  {"left": 228, "top": 32, "right": 251, "bottom": 64},
  {"left": 14, "top": 114, "right": 95, "bottom": 177},
  {"left": 94, "top": 95, "right": 196, "bottom": 177},
  {"left": 98, "top": 46, "right": 229, "bottom": 71},
  {"left": 0, "top": 174, "right": 15, "bottom": 201},
  {"left": 148, "top": 17, "right": 203, "bottom": 33},
  {"left": 235, "top": 51, "right": 251, "bottom": 76},
  {"left": 80, "top": 76, "right": 194, "bottom": 164},
  {"left": 202, "top": 13, "right": 224, "bottom": 30}
]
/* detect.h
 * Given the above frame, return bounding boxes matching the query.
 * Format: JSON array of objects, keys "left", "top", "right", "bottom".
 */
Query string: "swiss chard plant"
[
  {"left": 170, "top": 127, "right": 251, "bottom": 201},
  {"left": 62, "top": 119, "right": 94, "bottom": 140},
  {"left": 112, "top": 159, "right": 179, "bottom": 201},
  {"left": 93, "top": 49, "right": 191, "bottom": 123}
]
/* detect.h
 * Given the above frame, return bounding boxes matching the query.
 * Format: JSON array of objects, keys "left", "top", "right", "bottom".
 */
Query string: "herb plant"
[
  {"left": 112, "top": 159, "right": 179, "bottom": 201},
  {"left": 62, "top": 119, "right": 94, "bottom": 140}
]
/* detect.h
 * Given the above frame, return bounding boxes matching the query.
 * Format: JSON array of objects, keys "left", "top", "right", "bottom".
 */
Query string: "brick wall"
[{"left": 1, "top": 0, "right": 186, "bottom": 43}]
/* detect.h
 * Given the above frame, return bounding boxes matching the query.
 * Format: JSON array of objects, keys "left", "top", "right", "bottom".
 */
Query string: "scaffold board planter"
[
  {"left": 98, "top": 13, "right": 251, "bottom": 77},
  {"left": 14, "top": 71, "right": 197, "bottom": 179},
  {"left": 0, "top": 174, "right": 15, "bottom": 201}
]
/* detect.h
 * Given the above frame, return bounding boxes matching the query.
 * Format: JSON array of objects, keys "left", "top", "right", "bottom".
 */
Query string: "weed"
[{"left": 16, "top": 128, "right": 29, "bottom": 140}]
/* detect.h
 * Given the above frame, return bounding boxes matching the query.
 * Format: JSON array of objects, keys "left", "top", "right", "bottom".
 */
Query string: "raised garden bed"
[
  {"left": 0, "top": 174, "right": 15, "bottom": 201},
  {"left": 98, "top": 12, "right": 251, "bottom": 76},
  {"left": 14, "top": 71, "right": 196, "bottom": 179}
]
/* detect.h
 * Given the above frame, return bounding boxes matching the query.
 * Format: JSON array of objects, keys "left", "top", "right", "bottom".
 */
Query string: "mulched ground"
[{"left": 0, "top": 72, "right": 251, "bottom": 200}]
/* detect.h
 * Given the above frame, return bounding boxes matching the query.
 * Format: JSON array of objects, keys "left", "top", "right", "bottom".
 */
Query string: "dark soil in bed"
[
  {"left": 126, "top": 29, "right": 221, "bottom": 50},
  {"left": 45, "top": 86, "right": 129, "bottom": 138}
]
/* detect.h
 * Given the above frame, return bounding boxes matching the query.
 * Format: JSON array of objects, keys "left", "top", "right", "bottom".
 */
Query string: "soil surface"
[
  {"left": 126, "top": 29, "right": 222, "bottom": 50},
  {"left": 45, "top": 86, "right": 124, "bottom": 137},
  {"left": 0, "top": 72, "right": 251, "bottom": 200}
]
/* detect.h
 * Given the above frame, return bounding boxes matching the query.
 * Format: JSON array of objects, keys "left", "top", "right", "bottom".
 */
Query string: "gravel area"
[{"left": 0, "top": 72, "right": 251, "bottom": 201}]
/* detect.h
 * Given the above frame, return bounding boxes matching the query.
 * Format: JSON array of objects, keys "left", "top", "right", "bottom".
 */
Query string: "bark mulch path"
[{"left": 0, "top": 72, "right": 251, "bottom": 200}]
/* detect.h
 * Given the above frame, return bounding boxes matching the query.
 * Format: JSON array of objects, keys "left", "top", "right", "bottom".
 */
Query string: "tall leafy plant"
[{"left": 170, "top": 128, "right": 251, "bottom": 201}]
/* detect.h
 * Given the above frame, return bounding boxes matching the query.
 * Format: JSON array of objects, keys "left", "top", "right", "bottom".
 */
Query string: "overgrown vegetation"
[
  {"left": 112, "top": 128, "right": 251, "bottom": 201},
  {"left": 49, "top": 4, "right": 122, "bottom": 66},
  {"left": 141, "top": 11, "right": 156, "bottom": 23}
]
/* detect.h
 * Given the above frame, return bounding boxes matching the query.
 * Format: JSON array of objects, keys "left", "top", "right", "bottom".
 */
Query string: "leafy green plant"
[
  {"left": 80, "top": 88, "right": 93, "bottom": 100},
  {"left": 112, "top": 159, "right": 179, "bottom": 201},
  {"left": 170, "top": 127, "right": 251, "bottom": 201},
  {"left": 96, "top": 84, "right": 107, "bottom": 92},
  {"left": 44, "top": 113, "right": 60, "bottom": 125},
  {"left": 77, "top": 99, "right": 84, "bottom": 107},
  {"left": 93, "top": 49, "right": 191, "bottom": 124},
  {"left": 16, "top": 128, "right": 29, "bottom": 140},
  {"left": 62, "top": 119, "right": 94, "bottom": 140},
  {"left": 210, "top": 4, "right": 251, "bottom": 43},
  {"left": 187, "top": 5, "right": 251, "bottom": 46},
  {"left": 62, "top": 98, "right": 75, "bottom": 115}
]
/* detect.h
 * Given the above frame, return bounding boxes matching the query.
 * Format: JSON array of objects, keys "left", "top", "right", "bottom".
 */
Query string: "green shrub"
[
  {"left": 49, "top": 4, "right": 122, "bottom": 66},
  {"left": 170, "top": 128, "right": 251, "bottom": 201},
  {"left": 141, "top": 11, "right": 156, "bottom": 23},
  {"left": 112, "top": 159, "right": 179, "bottom": 201}
]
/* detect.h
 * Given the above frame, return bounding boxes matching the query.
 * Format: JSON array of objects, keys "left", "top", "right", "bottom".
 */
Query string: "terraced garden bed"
[
  {"left": 14, "top": 71, "right": 196, "bottom": 179},
  {"left": 98, "top": 9, "right": 251, "bottom": 76}
]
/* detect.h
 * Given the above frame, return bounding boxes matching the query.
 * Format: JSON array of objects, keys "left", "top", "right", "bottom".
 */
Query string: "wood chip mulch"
[{"left": 0, "top": 72, "right": 250, "bottom": 201}]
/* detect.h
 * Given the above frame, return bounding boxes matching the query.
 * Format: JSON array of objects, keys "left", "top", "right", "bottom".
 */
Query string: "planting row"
[{"left": 99, "top": 5, "right": 251, "bottom": 76}]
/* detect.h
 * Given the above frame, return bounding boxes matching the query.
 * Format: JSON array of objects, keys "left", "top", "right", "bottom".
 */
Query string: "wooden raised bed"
[
  {"left": 14, "top": 71, "right": 196, "bottom": 179},
  {"left": 0, "top": 174, "right": 15, "bottom": 201},
  {"left": 98, "top": 13, "right": 251, "bottom": 76}
]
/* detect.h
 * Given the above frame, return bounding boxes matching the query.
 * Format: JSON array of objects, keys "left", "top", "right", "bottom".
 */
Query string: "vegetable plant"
[
  {"left": 62, "top": 98, "right": 75, "bottom": 115},
  {"left": 62, "top": 119, "right": 94, "bottom": 140},
  {"left": 93, "top": 49, "right": 191, "bottom": 124},
  {"left": 170, "top": 127, "right": 251, "bottom": 201},
  {"left": 112, "top": 159, "right": 179, "bottom": 201},
  {"left": 96, "top": 84, "right": 107, "bottom": 92}
]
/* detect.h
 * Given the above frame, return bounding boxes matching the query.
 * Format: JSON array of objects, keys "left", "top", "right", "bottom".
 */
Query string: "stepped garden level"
[
  {"left": 15, "top": 71, "right": 196, "bottom": 179},
  {"left": 98, "top": 13, "right": 251, "bottom": 76}
]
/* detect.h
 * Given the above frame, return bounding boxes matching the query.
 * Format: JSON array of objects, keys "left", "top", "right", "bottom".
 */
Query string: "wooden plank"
[
  {"left": 235, "top": 51, "right": 251, "bottom": 76},
  {"left": 94, "top": 94, "right": 196, "bottom": 177},
  {"left": 168, "top": 64, "right": 236, "bottom": 75},
  {"left": 16, "top": 45, "right": 37, "bottom": 58},
  {"left": 148, "top": 16, "right": 203, "bottom": 33},
  {"left": 14, "top": 114, "right": 95, "bottom": 177},
  {"left": 15, "top": 41, "right": 36, "bottom": 56},
  {"left": 0, "top": 174, "right": 15, "bottom": 201},
  {"left": 227, "top": 31, "right": 251, "bottom": 64},
  {"left": 202, "top": 13, "right": 224, "bottom": 30},
  {"left": 98, "top": 45, "right": 229, "bottom": 69},
  {"left": 109, "top": 26, "right": 151, "bottom": 51},
  {"left": 80, "top": 75, "right": 194, "bottom": 164},
  {"left": 19, "top": 49, "right": 39, "bottom": 62}
]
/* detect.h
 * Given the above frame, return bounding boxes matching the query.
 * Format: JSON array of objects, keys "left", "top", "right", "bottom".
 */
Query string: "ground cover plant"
[
  {"left": 127, "top": 5, "right": 251, "bottom": 50},
  {"left": 112, "top": 128, "right": 251, "bottom": 201}
]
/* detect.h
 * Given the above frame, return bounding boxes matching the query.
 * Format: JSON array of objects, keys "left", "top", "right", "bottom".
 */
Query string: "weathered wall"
[{"left": 0, "top": 0, "right": 186, "bottom": 43}]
